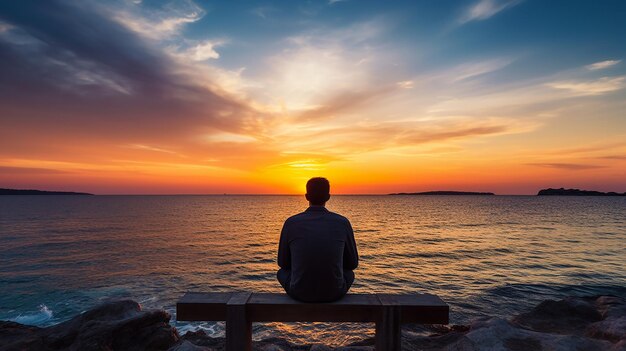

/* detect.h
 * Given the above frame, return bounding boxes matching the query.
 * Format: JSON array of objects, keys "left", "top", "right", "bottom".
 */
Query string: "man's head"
[{"left": 305, "top": 177, "right": 330, "bottom": 206}]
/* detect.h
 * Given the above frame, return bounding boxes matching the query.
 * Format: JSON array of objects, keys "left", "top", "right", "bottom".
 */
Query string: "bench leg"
[
  {"left": 226, "top": 292, "right": 252, "bottom": 351},
  {"left": 375, "top": 305, "right": 401, "bottom": 351}
]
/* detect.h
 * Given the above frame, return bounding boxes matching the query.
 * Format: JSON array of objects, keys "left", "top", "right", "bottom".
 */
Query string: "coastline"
[{"left": 2, "top": 295, "right": 624, "bottom": 351}]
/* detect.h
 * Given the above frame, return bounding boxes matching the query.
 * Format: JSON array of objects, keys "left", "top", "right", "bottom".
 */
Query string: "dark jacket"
[{"left": 277, "top": 206, "right": 358, "bottom": 302}]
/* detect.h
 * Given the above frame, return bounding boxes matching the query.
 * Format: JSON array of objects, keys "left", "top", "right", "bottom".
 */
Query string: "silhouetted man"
[{"left": 277, "top": 177, "right": 359, "bottom": 302}]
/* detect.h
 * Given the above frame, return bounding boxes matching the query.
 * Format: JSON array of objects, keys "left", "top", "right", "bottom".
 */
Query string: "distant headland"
[
  {"left": 537, "top": 188, "right": 626, "bottom": 196},
  {"left": 389, "top": 191, "right": 495, "bottom": 195},
  {"left": 0, "top": 188, "right": 93, "bottom": 195}
]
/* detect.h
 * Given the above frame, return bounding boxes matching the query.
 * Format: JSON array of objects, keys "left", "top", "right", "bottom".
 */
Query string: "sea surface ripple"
[{"left": 1, "top": 195, "right": 624, "bottom": 346}]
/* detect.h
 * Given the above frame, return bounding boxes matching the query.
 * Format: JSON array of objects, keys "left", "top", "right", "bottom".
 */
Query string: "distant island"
[
  {"left": 537, "top": 188, "right": 625, "bottom": 196},
  {"left": 0, "top": 188, "right": 93, "bottom": 195},
  {"left": 389, "top": 191, "right": 495, "bottom": 195}
]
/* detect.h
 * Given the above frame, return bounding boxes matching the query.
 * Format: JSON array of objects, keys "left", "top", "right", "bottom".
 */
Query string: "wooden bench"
[{"left": 176, "top": 292, "right": 449, "bottom": 351}]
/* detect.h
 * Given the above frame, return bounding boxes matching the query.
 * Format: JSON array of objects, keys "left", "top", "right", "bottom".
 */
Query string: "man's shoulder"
[
  {"left": 284, "top": 209, "right": 351, "bottom": 224},
  {"left": 325, "top": 210, "right": 351, "bottom": 224},
  {"left": 285, "top": 212, "right": 304, "bottom": 223}
]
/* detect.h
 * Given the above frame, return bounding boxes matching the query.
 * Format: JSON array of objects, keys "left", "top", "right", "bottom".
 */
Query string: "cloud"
[
  {"left": 459, "top": 0, "right": 522, "bottom": 24},
  {"left": 127, "top": 144, "right": 187, "bottom": 157},
  {"left": 546, "top": 76, "right": 626, "bottom": 96},
  {"left": 277, "top": 117, "right": 529, "bottom": 156},
  {"left": 185, "top": 40, "right": 223, "bottom": 61},
  {"left": 0, "top": 21, "right": 12, "bottom": 33},
  {"left": 527, "top": 163, "right": 606, "bottom": 170},
  {"left": 294, "top": 87, "right": 395, "bottom": 122},
  {"left": 397, "top": 80, "right": 414, "bottom": 89},
  {"left": 203, "top": 133, "right": 258, "bottom": 143},
  {"left": 450, "top": 58, "right": 513, "bottom": 81},
  {"left": 596, "top": 155, "right": 626, "bottom": 160},
  {"left": 251, "top": 6, "right": 275, "bottom": 19},
  {"left": 0, "top": 0, "right": 266, "bottom": 170},
  {"left": 543, "top": 142, "right": 626, "bottom": 156},
  {"left": 250, "top": 19, "right": 391, "bottom": 111},
  {"left": 0, "top": 1, "right": 178, "bottom": 96},
  {"left": 110, "top": 0, "right": 205, "bottom": 39},
  {"left": 586, "top": 60, "right": 621, "bottom": 71},
  {"left": 0, "top": 166, "right": 69, "bottom": 174}
]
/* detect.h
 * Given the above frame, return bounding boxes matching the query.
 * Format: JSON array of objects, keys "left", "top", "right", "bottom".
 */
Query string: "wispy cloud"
[
  {"left": 546, "top": 76, "right": 626, "bottom": 96},
  {"left": 0, "top": 166, "right": 69, "bottom": 174},
  {"left": 0, "top": 21, "right": 12, "bottom": 33},
  {"left": 527, "top": 163, "right": 605, "bottom": 170},
  {"left": 110, "top": 0, "right": 205, "bottom": 39},
  {"left": 277, "top": 117, "right": 532, "bottom": 156},
  {"left": 586, "top": 60, "right": 621, "bottom": 71},
  {"left": 251, "top": 6, "right": 275, "bottom": 19},
  {"left": 397, "top": 80, "right": 414, "bottom": 89},
  {"left": 459, "top": 0, "right": 522, "bottom": 24},
  {"left": 543, "top": 141, "right": 626, "bottom": 157},
  {"left": 127, "top": 144, "right": 187, "bottom": 157},
  {"left": 596, "top": 155, "right": 626, "bottom": 160},
  {"left": 451, "top": 58, "right": 513, "bottom": 81}
]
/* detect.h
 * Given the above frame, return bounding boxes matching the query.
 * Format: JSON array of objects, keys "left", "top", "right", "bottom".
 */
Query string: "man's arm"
[
  {"left": 343, "top": 220, "right": 359, "bottom": 270},
  {"left": 277, "top": 221, "right": 291, "bottom": 269}
]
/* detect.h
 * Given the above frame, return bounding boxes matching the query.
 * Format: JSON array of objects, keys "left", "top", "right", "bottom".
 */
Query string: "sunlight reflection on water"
[{"left": 0, "top": 195, "right": 625, "bottom": 346}]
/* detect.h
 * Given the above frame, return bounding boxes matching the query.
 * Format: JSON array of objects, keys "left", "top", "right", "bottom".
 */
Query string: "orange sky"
[{"left": 0, "top": 1, "right": 625, "bottom": 194}]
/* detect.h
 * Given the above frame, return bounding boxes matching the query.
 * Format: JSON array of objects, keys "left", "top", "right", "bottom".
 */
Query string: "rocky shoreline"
[{"left": 2, "top": 296, "right": 624, "bottom": 351}]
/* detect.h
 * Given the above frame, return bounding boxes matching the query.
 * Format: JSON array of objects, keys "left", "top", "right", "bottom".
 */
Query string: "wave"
[{"left": 10, "top": 304, "right": 53, "bottom": 326}]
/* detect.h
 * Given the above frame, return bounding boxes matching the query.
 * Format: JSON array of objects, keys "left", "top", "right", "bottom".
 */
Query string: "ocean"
[{"left": 1, "top": 195, "right": 624, "bottom": 346}]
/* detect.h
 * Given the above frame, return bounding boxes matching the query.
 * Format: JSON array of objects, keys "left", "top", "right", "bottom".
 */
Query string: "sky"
[{"left": 0, "top": 0, "right": 625, "bottom": 194}]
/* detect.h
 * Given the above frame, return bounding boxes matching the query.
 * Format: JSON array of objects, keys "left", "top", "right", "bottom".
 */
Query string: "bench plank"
[
  {"left": 378, "top": 294, "right": 449, "bottom": 324},
  {"left": 176, "top": 292, "right": 232, "bottom": 321},
  {"left": 249, "top": 293, "right": 381, "bottom": 322},
  {"left": 177, "top": 292, "right": 448, "bottom": 324}
]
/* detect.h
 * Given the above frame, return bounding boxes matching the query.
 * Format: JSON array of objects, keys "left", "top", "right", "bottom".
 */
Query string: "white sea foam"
[
  {"left": 175, "top": 321, "right": 223, "bottom": 337},
  {"left": 11, "top": 304, "right": 53, "bottom": 325}
]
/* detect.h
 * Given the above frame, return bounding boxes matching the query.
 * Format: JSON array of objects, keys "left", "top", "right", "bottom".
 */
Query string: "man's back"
[{"left": 277, "top": 206, "right": 358, "bottom": 302}]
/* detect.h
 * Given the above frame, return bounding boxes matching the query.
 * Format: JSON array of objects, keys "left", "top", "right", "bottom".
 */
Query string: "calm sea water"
[{"left": 1, "top": 195, "right": 625, "bottom": 345}]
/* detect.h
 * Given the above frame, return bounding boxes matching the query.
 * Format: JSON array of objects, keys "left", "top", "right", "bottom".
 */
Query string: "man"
[{"left": 277, "top": 177, "right": 359, "bottom": 302}]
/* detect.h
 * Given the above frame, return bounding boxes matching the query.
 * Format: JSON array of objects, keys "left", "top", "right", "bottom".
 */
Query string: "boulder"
[
  {"left": 449, "top": 317, "right": 613, "bottom": 351},
  {"left": 0, "top": 321, "right": 45, "bottom": 350},
  {"left": 511, "top": 296, "right": 602, "bottom": 334},
  {"left": 1, "top": 300, "right": 178, "bottom": 351},
  {"left": 168, "top": 340, "right": 215, "bottom": 351}
]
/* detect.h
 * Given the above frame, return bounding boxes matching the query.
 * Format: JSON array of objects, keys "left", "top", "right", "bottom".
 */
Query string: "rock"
[
  {"left": 309, "top": 344, "right": 333, "bottom": 351},
  {"left": 254, "top": 337, "right": 294, "bottom": 350},
  {"left": 595, "top": 296, "right": 626, "bottom": 320},
  {"left": 612, "top": 339, "right": 626, "bottom": 351},
  {"left": 585, "top": 296, "right": 626, "bottom": 343},
  {"left": 168, "top": 340, "right": 215, "bottom": 351},
  {"left": 586, "top": 316, "right": 626, "bottom": 343},
  {"left": 401, "top": 330, "right": 467, "bottom": 351},
  {"left": 0, "top": 321, "right": 45, "bottom": 350},
  {"left": 334, "top": 347, "right": 373, "bottom": 351},
  {"left": 179, "top": 330, "right": 224, "bottom": 349},
  {"left": 511, "top": 296, "right": 602, "bottom": 334},
  {"left": 0, "top": 300, "right": 178, "bottom": 351},
  {"left": 457, "top": 317, "right": 613, "bottom": 351}
]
